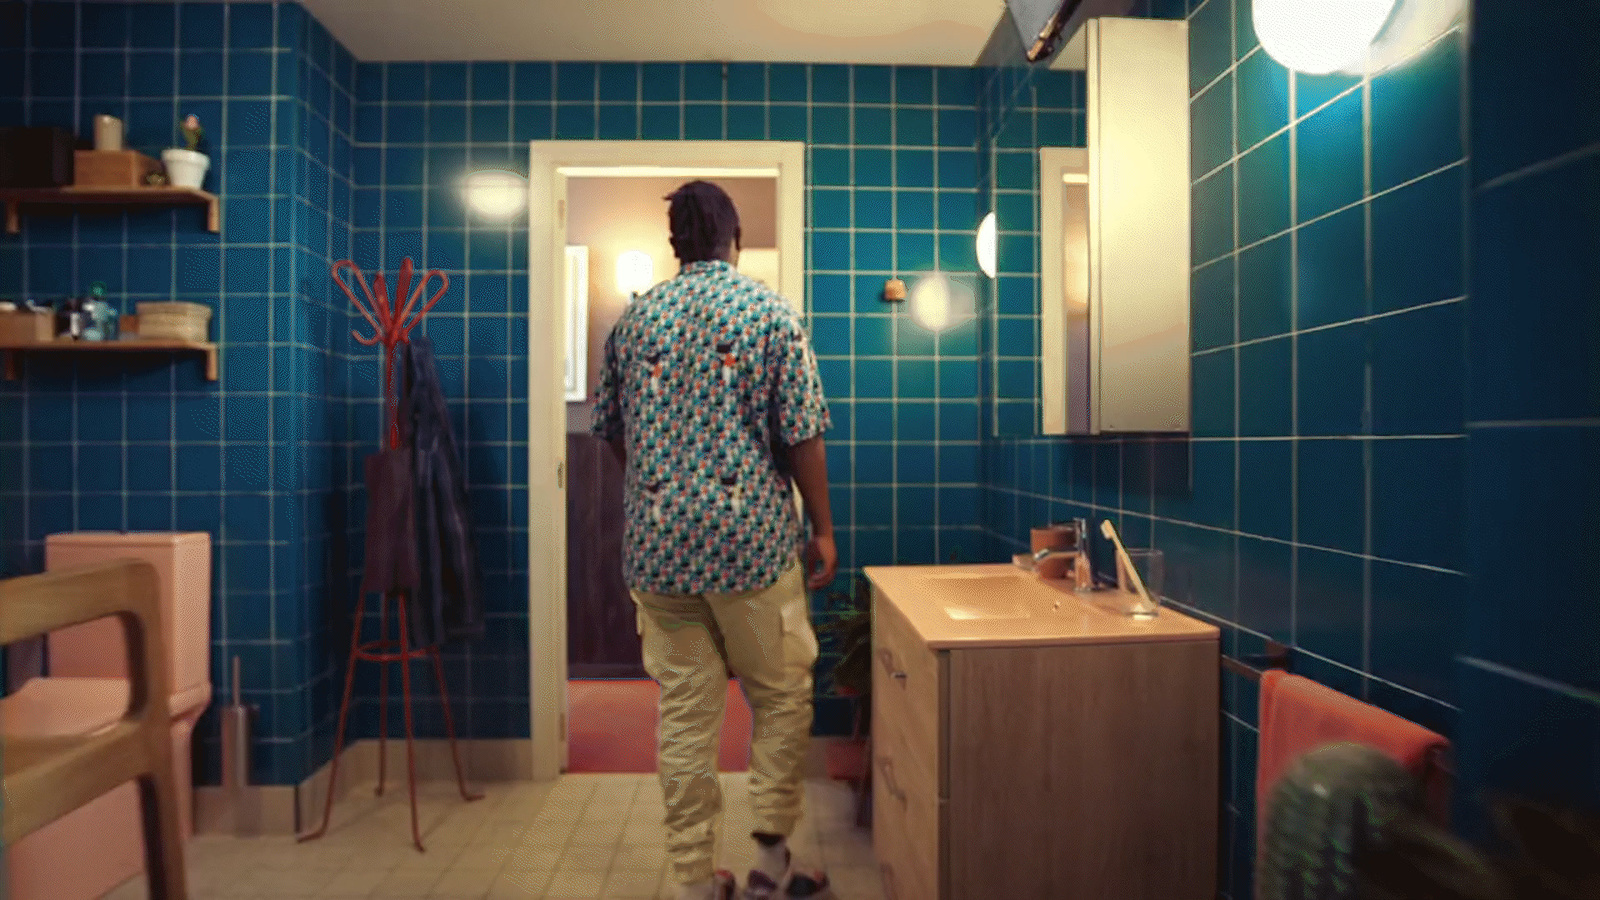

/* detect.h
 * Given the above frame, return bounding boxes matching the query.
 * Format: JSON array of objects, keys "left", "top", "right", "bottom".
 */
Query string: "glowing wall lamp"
[
  {"left": 615, "top": 250, "right": 655, "bottom": 298},
  {"left": 976, "top": 211, "right": 998, "bottom": 279},
  {"left": 909, "top": 273, "right": 976, "bottom": 332},
  {"left": 1253, "top": 0, "right": 1464, "bottom": 76},
  {"left": 462, "top": 169, "right": 528, "bottom": 219}
]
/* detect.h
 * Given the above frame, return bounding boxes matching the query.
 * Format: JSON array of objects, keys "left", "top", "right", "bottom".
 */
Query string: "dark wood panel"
[{"left": 566, "top": 433, "right": 646, "bottom": 678}]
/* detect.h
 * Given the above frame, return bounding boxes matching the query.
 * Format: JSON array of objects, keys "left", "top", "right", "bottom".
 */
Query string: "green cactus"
[
  {"left": 1258, "top": 742, "right": 1422, "bottom": 900},
  {"left": 180, "top": 114, "right": 203, "bottom": 152}
]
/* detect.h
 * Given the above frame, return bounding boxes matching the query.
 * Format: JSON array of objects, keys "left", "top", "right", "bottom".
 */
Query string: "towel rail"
[
  {"left": 1220, "top": 639, "right": 1290, "bottom": 680},
  {"left": 1221, "top": 640, "right": 1456, "bottom": 781}
]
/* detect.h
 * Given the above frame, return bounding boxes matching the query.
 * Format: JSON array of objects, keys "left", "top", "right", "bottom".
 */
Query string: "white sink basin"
[{"left": 920, "top": 571, "right": 1037, "bottom": 619}]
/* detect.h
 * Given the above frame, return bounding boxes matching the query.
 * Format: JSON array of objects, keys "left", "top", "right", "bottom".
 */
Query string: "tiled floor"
[{"left": 105, "top": 775, "right": 884, "bottom": 900}]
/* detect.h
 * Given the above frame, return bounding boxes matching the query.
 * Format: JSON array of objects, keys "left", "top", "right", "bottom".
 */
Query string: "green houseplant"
[
  {"left": 161, "top": 114, "right": 210, "bottom": 190},
  {"left": 816, "top": 573, "right": 872, "bottom": 731}
]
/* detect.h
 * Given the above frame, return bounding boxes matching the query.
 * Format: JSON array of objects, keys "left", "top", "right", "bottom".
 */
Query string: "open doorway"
[
  {"left": 561, "top": 174, "right": 778, "bottom": 772},
  {"left": 525, "top": 141, "right": 808, "bottom": 779}
]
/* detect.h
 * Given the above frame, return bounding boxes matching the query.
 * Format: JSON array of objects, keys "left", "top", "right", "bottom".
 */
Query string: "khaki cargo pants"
[{"left": 631, "top": 562, "right": 819, "bottom": 886}]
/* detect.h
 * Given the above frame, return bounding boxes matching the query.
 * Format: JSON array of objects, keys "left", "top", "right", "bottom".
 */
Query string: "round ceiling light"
[
  {"left": 462, "top": 169, "right": 528, "bottom": 219},
  {"left": 1253, "top": 0, "right": 1398, "bottom": 75}
]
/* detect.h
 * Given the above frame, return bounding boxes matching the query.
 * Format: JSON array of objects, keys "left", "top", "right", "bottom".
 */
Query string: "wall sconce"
[
  {"left": 909, "top": 273, "right": 976, "bottom": 332},
  {"left": 976, "top": 211, "right": 998, "bottom": 279},
  {"left": 462, "top": 169, "right": 527, "bottom": 219},
  {"left": 1253, "top": 0, "right": 1463, "bottom": 76},
  {"left": 615, "top": 250, "right": 654, "bottom": 297}
]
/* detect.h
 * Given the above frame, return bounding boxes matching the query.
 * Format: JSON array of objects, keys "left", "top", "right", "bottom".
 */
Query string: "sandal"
[{"left": 740, "top": 848, "right": 833, "bottom": 900}]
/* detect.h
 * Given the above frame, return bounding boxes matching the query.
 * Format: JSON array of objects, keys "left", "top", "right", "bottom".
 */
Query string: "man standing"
[{"left": 592, "top": 181, "right": 837, "bottom": 900}]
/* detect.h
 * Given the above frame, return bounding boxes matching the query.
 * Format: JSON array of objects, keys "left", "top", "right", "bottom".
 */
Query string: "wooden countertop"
[{"left": 863, "top": 564, "right": 1220, "bottom": 649}]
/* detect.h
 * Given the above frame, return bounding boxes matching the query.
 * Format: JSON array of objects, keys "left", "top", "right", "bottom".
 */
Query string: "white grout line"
[{"left": 1191, "top": 294, "right": 1466, "bottom": 357}]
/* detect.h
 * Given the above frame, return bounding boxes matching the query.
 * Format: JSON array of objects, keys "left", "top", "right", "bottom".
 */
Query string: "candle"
[{"left": 93, "top": 115, "right": 123, "bottom": 151}]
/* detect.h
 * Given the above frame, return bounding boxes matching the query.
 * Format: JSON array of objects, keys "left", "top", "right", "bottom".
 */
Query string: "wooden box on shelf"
[
  {"left": 73, "top": 150, "right": 160, "bottom": 188},
  {"left": 0, "top": 311, "right": 54, "bottom": 345}
]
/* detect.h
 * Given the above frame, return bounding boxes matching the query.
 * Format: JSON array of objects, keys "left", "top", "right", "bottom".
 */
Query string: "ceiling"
[{"left": 296, "top": 0, "right": 1010, "bottom": 66}]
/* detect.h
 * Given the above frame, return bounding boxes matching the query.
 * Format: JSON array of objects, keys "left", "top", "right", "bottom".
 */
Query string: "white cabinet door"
[
  {"left": 1088, "top": 16, "right": 1191, "bottom": 434},
  {"left": 1041, "top": 17, "right": 1191, "bottom": 436}
]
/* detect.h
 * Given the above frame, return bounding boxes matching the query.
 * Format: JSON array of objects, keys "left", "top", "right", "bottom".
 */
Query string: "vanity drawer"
[
  {"left": 873, "top": 722, "right": 941, "bottom": 900},
  {"left": 872, "top": 593, "right": 942, "bottom": 780}
]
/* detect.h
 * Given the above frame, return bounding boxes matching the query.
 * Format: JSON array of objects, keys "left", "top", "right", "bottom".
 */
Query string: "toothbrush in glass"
[{"left": 1100, "top": 520, "right": 1155, "bottom": 611}]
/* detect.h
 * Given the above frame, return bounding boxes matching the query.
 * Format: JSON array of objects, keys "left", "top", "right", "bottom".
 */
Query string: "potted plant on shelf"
[{"left": 161, "top": 115, "right": 208, "bottom": 190}]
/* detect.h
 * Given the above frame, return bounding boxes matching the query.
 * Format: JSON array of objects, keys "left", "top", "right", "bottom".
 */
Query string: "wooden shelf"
[
  {"left": 1, "top": 337, "right": 218, "bottom": 381},
  {"left": 1, "top": 187, "right": 219, "bottom": 234}
]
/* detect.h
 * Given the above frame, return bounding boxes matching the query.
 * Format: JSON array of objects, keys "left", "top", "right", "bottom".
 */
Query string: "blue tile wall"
[
  {"left": 0, "top": 1, "right": 356, "bottom": 788},
  {"left": 3, "top": 2, "right": 991, "bottom": 781},
  {"left": 347, "top": 57, "right": 989, "bottom": 744},
  {"left": 975, "top": 3, "right": 1468, "bottom": 897},
  {"left": 1458, "top": 0, "right": 1600, "bottom": 836}
]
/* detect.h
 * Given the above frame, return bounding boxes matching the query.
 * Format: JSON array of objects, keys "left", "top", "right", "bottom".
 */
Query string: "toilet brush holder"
[{"left": 220, "top": 656, "right": 257, "bottom": 835}]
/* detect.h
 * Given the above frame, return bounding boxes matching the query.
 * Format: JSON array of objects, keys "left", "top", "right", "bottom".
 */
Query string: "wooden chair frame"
[{"left": 0, "top": 560, "right": 188, "bottom": 899}]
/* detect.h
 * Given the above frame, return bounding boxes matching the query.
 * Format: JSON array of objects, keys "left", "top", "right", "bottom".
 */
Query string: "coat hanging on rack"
[{"left": 400, "top": 333, "right": 485, "bottom": 649}]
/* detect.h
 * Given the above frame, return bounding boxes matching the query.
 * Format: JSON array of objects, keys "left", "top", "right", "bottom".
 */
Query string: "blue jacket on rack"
[{"left": 400, "top": 334, "right": 485, "bottom": 648}]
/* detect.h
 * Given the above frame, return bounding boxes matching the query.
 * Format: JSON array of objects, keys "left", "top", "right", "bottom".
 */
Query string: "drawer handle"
[
  {"left": 877, "top": 756, "right": 906, "bottom": 803},
  {"left": 881, "top": 862, "right": 899, "bottom": 900},
  {"left": 877, "top": 648, "right": 907, "bottom": 681}
]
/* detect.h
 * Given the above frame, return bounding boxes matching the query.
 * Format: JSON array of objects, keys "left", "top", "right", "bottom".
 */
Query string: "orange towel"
[{"left": 1257, "top": 671, "right": 1451, "bottom": 844}]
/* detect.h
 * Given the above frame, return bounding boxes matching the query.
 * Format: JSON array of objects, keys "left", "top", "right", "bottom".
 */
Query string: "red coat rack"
[{"left": 299, "top": 257, "right": 482, "bottom": 853}]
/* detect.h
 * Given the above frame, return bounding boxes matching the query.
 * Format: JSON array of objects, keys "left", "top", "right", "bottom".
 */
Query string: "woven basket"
[{"left": 135, "top": 302, "right": 212, "bottom": 342}]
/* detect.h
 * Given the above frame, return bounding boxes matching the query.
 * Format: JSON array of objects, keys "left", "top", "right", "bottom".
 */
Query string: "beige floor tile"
[
  {"left": 428, "top": 865, "right": 502, "bottom": 896},
  {"left": 545, "top": 862, "right": 607, "bottom": 896},
  {"left": 371, "top": 868, "right": 444, "bottom": 898},
  {"left": 569, "top": 820, "right": 627, "bottom": 846},
  {"left": 147, "top": 776, "right": 874, "bottom": 900},
  {"left": 819, "top": 836, "right": 878, "bottom": 869},
  {"left": 232, "top": 864, "right": 344, "bottom": 897},
  {"left": 560, "top": 843, "right": 618, "bottom": 870},
  {"left": 622, "top": 821, "right": 666, "bottom": 846},
  {"left": 451, "top": 844, "right": 515, "bottom": 870},
  {"left": 392, "top": 848, "right": 463, "bottom": 873},
  {"left": 612, "top": 843, "right": 667, "bottom": 872},
  {"left": 603, "top": 867, "right": 665, "bottom": 899},
  {"left": 503, "top": 844, "right": 564, "bottom": 872},
  {"left": 319, "top": 866, "right": 394, "bottom": 896},
  {"left": 827, "top": 864, "right": 886, "bottom": 900},
  {"left": 487, "top": 866, "right": 552, "bottom": 897},
  {"left": 521, "top": 818, "right": 580, "bottom": 849}
]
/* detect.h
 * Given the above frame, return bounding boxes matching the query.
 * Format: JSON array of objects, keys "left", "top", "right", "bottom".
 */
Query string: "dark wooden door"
[{"left": 566, "top": 433, "right": 646, "bottom": 678}]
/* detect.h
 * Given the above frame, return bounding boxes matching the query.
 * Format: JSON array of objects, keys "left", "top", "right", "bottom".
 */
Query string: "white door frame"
[{"left": 526, "top": 140, "right": 808, "bottom": 780}]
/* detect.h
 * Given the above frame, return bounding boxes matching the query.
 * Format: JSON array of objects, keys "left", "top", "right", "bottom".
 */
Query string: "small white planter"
[{"left": 161, "top": 148, "right": 209, "bottom": 189}]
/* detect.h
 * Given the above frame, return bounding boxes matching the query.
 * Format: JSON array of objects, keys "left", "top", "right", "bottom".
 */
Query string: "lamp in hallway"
[{"left": 615, "top": 249, "right": 654, "bottom": 298}]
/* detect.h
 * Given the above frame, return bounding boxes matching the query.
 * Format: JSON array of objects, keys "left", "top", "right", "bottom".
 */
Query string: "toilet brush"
[{"left": 220, "top": 656, "right": 254, "bottom": 835}]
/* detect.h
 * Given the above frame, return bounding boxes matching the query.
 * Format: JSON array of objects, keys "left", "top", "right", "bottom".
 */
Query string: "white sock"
[
  {"left": 677, "top": 879, "right": 717, "bottom": 900},
  {"left": 755, "top": 836, "right": 789, "bottom": 880}
]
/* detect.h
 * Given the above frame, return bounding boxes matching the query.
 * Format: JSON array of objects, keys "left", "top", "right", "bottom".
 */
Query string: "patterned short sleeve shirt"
[{"left": 591, "top": 259, "right": 831, "bottom": 595}]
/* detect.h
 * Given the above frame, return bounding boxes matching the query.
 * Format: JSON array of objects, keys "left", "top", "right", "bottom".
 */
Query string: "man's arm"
[
  {"left": 787, "top": 436, "right": 831, "bottom": 540},
  {"left": 765, "top": 305, "right": 836, "bottom": 588},
  {"left": 608, "top": 437, "right": 626, "bottom": 468}
]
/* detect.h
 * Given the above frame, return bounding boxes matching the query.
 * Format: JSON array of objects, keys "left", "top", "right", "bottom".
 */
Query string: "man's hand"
[{"left": 804, "top": 532, "right": 838, "bottom": 590}]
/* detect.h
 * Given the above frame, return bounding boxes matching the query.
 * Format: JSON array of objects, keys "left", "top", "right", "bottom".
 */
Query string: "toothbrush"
[{"left": 1100, "top": 519, "right": 1153, "bottom": 605}]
